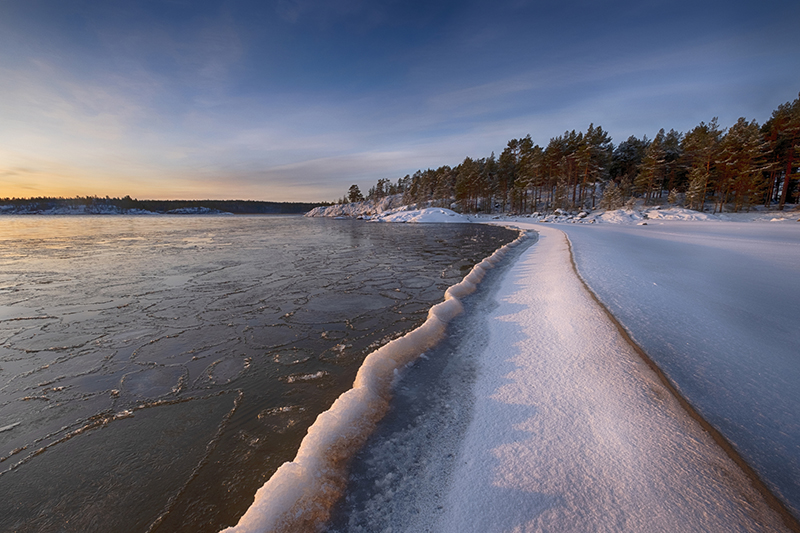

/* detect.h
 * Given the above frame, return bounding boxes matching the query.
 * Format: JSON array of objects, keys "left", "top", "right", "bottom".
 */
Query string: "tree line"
[
  {"left": 0, "top": 196, "right": 327, "bottom": 214},
  {"left": 341, "top": 93, "right": 800, "bottom": 213}
]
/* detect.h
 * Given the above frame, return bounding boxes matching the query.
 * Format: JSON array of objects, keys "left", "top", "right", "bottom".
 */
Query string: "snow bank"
[
  {"left": 373, "top": 207, "right": 471, "bottom": 224},
  {"left": 480, "top": 206, "right": 800, "bottom": 225},
  {"left": 587, "top": 208, "right": 645, "bottom": 224},
  {"left": 221, "top": 229, "right": 529, "bottom": 533},
  {"left": 438, "top": 224, "right": 792, "bottom": 532},
  {"left": 582, "top": 207, "right": 717, "bottom": 224}
]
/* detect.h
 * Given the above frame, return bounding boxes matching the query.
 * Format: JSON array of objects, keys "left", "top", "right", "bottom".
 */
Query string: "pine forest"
[{"left": 341, "top": 93, "right": 800, "bottom": 214}]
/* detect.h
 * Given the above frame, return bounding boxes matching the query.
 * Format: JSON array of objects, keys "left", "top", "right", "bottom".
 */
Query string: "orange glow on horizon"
[{"left": 0, "top": 167, "right": 329, "bottom": 203}]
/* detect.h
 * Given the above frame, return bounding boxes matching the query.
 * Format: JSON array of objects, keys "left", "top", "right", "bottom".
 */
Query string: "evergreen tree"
[
  {"left": 611, "top": 135, "right": 648, "bottom": 182},
  {"left": 667, "top": 188, "right": 679, "bottom": 205},
  {"left": 455, "top": 157, "right": 480, "bottom": 212},
  {"left": 347, "top": 184, "right": 364, "bottom": 203},
  {"left": 681, "top": 119, "right": 722, "bottom": 211},
  {"left": 662, "top": 129, "right": 685, "bottom": 193},
  {"left": 634, "top": 129, "right": 666, "bottom": 205},
  {"left": 554, "top": 177, "right": 569, "bottom": 210},
  {"left": 684, "top": 169, "right": 706, "bottom": 210},
  {"left": 579, "top": 124, "right": 612, "bottom": 208},
  {"left": 762, "top": 93, "right": 800, "bottom": 209},
  {"left": 716, "top": 117, "right": 765, "bottom": 212},
  {"left": 599, "top": 182, "right": 623, "bottom": 210}
]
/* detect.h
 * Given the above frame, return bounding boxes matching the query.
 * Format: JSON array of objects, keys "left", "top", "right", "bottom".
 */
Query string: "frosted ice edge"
[{"left": 221, "top": 230, "right": 528, "bottom": 533}]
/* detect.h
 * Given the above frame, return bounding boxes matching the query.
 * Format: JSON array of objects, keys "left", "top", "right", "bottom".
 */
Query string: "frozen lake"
[{"left": 0, "top": 215, "right": 517, "bottom": 533}]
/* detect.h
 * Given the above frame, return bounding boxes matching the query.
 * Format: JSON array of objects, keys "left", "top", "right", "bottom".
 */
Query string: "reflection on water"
[{"left": 0, "top": 215, "right": 516, "bottom": 533}]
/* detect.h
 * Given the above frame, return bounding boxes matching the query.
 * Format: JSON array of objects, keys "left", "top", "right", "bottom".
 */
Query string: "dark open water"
[{"left": 0, "top": 215, "right": 516, "bottom": 532}]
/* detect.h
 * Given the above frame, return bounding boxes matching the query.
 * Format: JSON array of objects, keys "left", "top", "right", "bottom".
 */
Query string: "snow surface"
[
  {"left": 435, "top": 224, "right": 790, "bottom": 532},
  {"left": 558, "top": 221, "right": 800, "bottom": 519},
  {"left": 325, "top": 223, "right": 790, "bottom": 532}
]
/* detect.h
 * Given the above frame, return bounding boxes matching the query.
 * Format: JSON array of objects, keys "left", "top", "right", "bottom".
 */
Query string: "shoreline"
[
  {"left": 325, "top": 230, "right": 534, "bottom": 531},
  {"left": 221, "top": 226, "right": 531, "bottom": 532}
]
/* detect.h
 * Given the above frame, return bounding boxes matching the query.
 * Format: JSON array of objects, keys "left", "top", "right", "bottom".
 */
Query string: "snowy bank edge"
[
  {"left": 482, "top": 206, "right": 800, "bottom": 225},
  {"left": 221, "top": 227, "right": 533, "bottom": 533}
]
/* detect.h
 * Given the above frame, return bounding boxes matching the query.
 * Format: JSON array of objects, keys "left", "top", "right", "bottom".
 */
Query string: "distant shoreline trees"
[
  {"left": 0, "top": 196, "right": 327, "bottom": 214},
  {"left": 343, "top": 92, "right": 800, "bottom": 214}
]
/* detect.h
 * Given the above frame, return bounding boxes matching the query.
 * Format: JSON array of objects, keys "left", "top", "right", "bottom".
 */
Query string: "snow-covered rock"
[
  {"left": 588, "top": 209, "right": 646, "bottom": 224},
  {"left": 640, "top": 207, "right": 718, "bottom": 221},
  {"left": 305, "top": 194, "right": 407, "bottom": 218},
  {"left": 373, "top": 207, "right": 471, "bottom": 223}
]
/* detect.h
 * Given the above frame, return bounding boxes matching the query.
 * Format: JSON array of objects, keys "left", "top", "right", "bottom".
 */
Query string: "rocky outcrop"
[{"left": 305, "top": 194, "right": 407, "bottom": 218}]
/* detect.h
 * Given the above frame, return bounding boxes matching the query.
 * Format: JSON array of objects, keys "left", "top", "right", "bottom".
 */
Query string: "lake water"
[{"left": 0, "top": 215, "right": 517, "bottom": 533}]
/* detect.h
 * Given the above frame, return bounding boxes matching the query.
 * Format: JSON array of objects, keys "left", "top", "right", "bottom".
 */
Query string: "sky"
[{"left": 1, "top": 0, "right": 798, "bottom": 202}]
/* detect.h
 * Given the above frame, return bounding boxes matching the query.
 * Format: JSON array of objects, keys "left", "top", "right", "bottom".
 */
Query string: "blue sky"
[{"left": 1, "top": 0, "right": 798, "bottom": 201}]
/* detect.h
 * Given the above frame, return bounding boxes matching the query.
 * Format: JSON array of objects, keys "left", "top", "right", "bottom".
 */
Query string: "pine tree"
[
  {"left": 599, "top": 182, "right": 623, "bottom": 210},
  {"left": 554, "top": 177, "right": 569, "bottom": 210},
  {"left": 634, "top": 129, "right": 666, "bottom": 205},
  {"left": 684, "top": 168, "right": 707, "bottom": 211},
  {"left": 716, "top": 117, "right": 765, "bottom": 212},
  {"left": 762, "top": 93, "right": 800, "bottom": 209},
  {"left": 662, "top": 129, "right": 685, "bottom": 194},
  {"left": 681, "top": 119, "right": 722, "bottom": 211},
  {"left": 611, "top": 135, "right": 648, "bottom": 183},
  {"left": 347, "top": 184, "right": 364, "bottom": 203},
  {"left": 668, "top": 188, "right": 679, "bottom": 205}
]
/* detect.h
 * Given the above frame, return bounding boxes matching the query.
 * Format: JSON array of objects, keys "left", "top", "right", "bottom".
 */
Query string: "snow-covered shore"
[
  {"left": 307, "top": 195, "right": 800, "bottom": 225},
  {"left": 225, "top": 207, "right": 800, "bottom": 532},
  {"left": 480, "top": 205, "right": 800, "bottom": 225},
  {"left": 437, "top": 224, "right": 793, "bottom": 532},
  {"left": 557, "top": 221, "right": 800, "bottom": 523}
]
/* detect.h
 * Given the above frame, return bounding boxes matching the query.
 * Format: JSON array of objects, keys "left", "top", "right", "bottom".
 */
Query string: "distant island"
[{"left": 0, "top": 196, "right": 328, "bottom": 215}]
